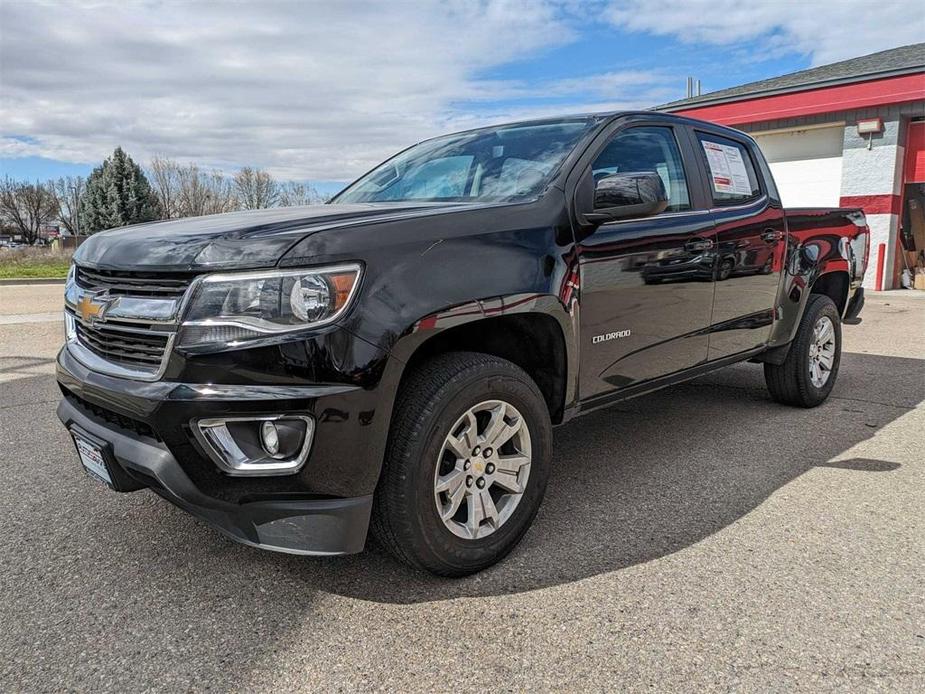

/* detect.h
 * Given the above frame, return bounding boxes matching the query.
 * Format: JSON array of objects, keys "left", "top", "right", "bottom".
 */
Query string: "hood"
[{"left": 73, "top": 203, "right": 471, "bottom": 271}]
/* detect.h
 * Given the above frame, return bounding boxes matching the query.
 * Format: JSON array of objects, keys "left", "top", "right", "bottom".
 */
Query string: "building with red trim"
[{"left": 660, "top": 43, "right": 925, "bottom": 290}]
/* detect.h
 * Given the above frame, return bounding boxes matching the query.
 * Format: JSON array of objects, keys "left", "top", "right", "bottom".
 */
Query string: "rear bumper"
[
  {"left": 57, "top": 395, "right": 372, "bottom": 555},
  {"left": 844, "top": 286, "right": 864, "bottom": 323}
]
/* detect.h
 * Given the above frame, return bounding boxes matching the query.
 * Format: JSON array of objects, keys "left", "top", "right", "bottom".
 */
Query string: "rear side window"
[
  {"left": 696, "top": 132, "right": 761, "bottom": 204},
  {"left": 592, "top": 126, "right": 692, "bottom": 213}
]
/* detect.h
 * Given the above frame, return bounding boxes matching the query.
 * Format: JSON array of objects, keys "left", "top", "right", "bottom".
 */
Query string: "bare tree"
[
  {"left": 149, "top": 156, "right": 182, "bottom": 219},
  {"left": 278, "top": 181, "right": 324, "bottom": 207},
  {"left": 50, "top": 176, "right": 86, "bottom": 236},
  {"left": 0, "top": 177, "right": 57, "bottom": 244},
  {"left": 234, "top": 167, "right": 278, "bottom": 209},
  {"left": 204, "top": 170, "right": 239, "bottom": 215},
  {"left": 177, "top": 165, "right": 238, "bottom": 217}
]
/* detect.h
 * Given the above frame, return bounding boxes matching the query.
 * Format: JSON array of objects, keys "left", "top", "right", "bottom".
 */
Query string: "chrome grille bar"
[
  {"left": 74, "top": 323, "right": 167, "bottom": 365},
  {"left": 76, "top": 266, "right": 193, "bottom": 297}
]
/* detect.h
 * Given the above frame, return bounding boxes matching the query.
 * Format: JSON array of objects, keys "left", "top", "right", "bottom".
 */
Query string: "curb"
[{"left": 0, "top": 278, "right": 67, "bottom": 286}]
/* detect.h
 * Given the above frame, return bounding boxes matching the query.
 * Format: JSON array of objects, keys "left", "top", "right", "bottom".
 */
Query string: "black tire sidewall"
[{"left": 794, "top": 296, "right": 842, "bottom": 405}]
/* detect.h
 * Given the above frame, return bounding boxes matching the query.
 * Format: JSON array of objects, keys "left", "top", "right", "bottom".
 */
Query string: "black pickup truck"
[{"left": 57, "top": 112, "right": 868, "bottom": 575}]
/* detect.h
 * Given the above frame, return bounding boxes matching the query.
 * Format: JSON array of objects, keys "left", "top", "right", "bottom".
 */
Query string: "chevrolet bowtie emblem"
[{"left": 76, "top": 293, "right": 108, "bottom": 323}]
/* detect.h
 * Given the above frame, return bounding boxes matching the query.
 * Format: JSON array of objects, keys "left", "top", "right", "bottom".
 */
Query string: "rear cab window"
[{"left": 695, "top": 132, "right": 762, "bottom": 205}]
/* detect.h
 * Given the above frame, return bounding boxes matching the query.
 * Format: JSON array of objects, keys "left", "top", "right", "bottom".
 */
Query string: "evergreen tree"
[{"left": 79, "top": 147, "right": 161, "bottom": 233}]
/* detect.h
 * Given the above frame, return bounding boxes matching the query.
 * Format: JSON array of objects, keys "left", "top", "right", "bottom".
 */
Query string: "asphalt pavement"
[{"left": 1, "top": 285, "right": 923, "bottom": 692}]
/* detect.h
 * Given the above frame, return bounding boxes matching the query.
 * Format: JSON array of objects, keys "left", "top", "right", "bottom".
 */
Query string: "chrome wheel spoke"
[
  {"left": 479, "top": 489, "right": 500, "bottom": 527},
  {"left": 492, "top": 470, "right": 524, "bottom": 494},
  {"left": 435, "top": 468, "right": 465, "bottom": 494},
  {"left": 492, "top": 454, "right": 529, "bottom": 493},
  {"left": 441, "top": 477, "right": 467, "bottom": 520},
  {"left": 482, "top": 404, "right": 522, "bottom": 449},
  {"left": 445, "top": 414, "right": 476, "bottom": 460},
  {"left": 461, "top": 411, "right": 479, "bottom": 451},
  {"left": 465, "top": 492, "right": 486, "bottom": 536},
  {"left": 481, "top": 403, "right": 506, "bottom": 445},
  {"left": 494, "top": 453, "right": 529, "bottom": 475}
]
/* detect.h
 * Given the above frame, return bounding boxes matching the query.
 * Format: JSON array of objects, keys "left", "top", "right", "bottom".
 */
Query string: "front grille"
[
  {"left": 64, "top": 390, "right": 161, "bottom": 441},
  {"left": 74, "top": 317, "right": 171, "bottom": 368},
  {"left": 76, "top": 266, "right": 193, "bottom": 298},
  {"left": 68, "top": 264, "right": 193, "bottom": 377}
]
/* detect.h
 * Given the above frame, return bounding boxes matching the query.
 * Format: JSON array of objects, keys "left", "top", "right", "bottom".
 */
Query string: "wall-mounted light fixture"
[{"left": 857, "top": 118, "right": 883, "bottom": 150}]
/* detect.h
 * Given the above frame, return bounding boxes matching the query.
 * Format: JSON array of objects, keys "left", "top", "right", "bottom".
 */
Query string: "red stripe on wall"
[
  {"left": 839, "top": 194, "right": 901, "bottom": 215},
  {"left": 670, "top": 73, "right": 925, "bottom": 125}
]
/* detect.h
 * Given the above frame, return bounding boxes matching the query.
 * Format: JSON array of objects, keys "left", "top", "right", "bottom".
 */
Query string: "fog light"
[
  {"left": 261, "top": 421, "right": 281, "bottom": 457},
  {"left": 193, "top": 415, "right": 314, "bottom": 476}
]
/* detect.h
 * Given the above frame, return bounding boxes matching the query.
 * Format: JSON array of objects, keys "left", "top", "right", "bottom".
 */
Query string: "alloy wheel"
[
  {"left": 433, "top": 399, "right": 532, "bottom": 540},
  {"left": 808, "top": 315, "right": 836, "bottom": 388}
]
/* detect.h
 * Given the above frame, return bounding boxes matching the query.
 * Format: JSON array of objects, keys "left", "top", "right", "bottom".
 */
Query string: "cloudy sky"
[{"left": 1, "top": 0, "right": 920, "bottom": 193}]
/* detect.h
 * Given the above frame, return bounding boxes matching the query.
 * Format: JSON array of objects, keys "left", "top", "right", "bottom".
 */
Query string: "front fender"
[{"left": 376, "top": 290, "right": 578, "bottom": 412}]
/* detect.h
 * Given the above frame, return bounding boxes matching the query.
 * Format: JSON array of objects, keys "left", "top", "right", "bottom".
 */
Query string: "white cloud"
[
  {"left": 0, "top": 0, "right": 668, "bottom": 181},
  {"left": 3, "top": 1, "right": 917, "bottom": 182},
  {"left": 605, "top": 0, "right": 922, "bottom": 67}
]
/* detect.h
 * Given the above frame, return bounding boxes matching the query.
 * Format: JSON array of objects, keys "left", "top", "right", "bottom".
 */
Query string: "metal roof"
[{"left": 658, "top": 43, "right": 925, "bottom": 112}]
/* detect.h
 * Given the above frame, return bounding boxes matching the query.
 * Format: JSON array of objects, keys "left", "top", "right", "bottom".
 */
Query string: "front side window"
[
  {"left": 333, "top": 119, "right": 597, "bottom": 204},
  {"left": 591, "top": 126, "right": 692, "bottom": 213},
  {"left": 696, "top": 132, "right": 761, "bottom": 204}
]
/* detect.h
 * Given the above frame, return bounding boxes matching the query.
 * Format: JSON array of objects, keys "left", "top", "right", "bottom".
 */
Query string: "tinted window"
[
  {"left": 334, "top": 119, "right": 597, "bottom": 203},
  {"left": 592, "top": 126, "right": 691, "bottom": 213},
  {"left": 696, "top": 132, "right": 761, "bottom": 204}
]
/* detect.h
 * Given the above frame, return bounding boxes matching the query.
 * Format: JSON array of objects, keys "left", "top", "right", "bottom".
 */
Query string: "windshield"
[{"left": 333, "top": 118, "right": 597, "bottom": 204}]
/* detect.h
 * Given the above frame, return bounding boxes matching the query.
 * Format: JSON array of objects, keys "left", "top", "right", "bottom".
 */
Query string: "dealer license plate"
[{"left": 72, "top": 433, "right": 113, "bottom": 487}]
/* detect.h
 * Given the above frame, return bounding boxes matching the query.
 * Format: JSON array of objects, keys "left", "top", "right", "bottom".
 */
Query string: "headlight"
[{"left": 178, "top": 263, "right": 361, "bottom": 348}]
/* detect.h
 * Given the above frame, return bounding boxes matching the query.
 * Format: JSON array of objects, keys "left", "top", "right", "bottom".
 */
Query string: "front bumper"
[
  {"left": 55, "top": 346, "right": 385, "bottom": 555},
  {"left": 58, "top": 396, "right": 371, "bottom": 554}
]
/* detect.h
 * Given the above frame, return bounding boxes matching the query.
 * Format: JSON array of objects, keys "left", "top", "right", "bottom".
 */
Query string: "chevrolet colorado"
[{"left": 57, "top": 112, "right": 868, "bottom": 575}]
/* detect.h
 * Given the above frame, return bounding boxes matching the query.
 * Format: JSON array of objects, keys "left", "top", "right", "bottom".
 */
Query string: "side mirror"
[{"left": 583, "top": 171, "right": 669, "bottom": 224}]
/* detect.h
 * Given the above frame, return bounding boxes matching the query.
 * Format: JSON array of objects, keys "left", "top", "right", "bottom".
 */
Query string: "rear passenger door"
[
  {"left": 692, "top": 129, "right": 787, "bottom": 359},
  {"left": 575, "top": 121, "right": 717, "bottom": 400}
]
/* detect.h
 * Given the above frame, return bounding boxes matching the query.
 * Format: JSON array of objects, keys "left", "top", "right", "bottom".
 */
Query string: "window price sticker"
[{"left": 702, "top": 140, "right": 752, "bottom": 195}]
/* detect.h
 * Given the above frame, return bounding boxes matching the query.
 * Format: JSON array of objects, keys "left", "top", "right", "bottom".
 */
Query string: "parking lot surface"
[{"left": 1, "top": 284, "right": 923, "bottom": 692}]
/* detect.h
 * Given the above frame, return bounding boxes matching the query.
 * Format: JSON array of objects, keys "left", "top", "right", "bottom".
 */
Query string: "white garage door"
[{"left": 753, "top": 125, "right": 844, "bottom": 207}]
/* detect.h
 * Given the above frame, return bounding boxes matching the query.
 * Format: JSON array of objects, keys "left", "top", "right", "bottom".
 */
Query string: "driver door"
[{"left": 576, "top": 124, "right": 717, "bottom": 401}]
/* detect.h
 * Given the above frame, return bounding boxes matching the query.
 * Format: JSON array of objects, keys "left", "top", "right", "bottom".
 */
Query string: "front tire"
[
  {"left": 764, "top": 294, "right": 841, "bottom": 407},
  {"left": 371, "top": 352, "right": 552, "bottom": 576}
]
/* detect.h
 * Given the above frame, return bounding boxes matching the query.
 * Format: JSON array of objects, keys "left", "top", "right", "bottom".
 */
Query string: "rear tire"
[
  {"left": 372, "top": 352, "right": 552, "bottom": 576},
  {"left": 764, "top": 294, "right": 841, "bottom": 408}
]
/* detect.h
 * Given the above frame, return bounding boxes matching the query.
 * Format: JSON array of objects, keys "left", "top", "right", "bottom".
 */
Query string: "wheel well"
[
  {"left": 810, "top": 271, "right": 849, "bottom": 316},
  {"left": 401, "top": 314, "right": 568, "bottom": 423}
]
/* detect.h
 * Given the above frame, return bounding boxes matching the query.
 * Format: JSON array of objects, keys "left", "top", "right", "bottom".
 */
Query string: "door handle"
[
  {"left": 761, "top": 229, "right": 783, "bottom": 243},
  {"left": 685, "top": 238, "right": 714, "bottom": 252}
]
